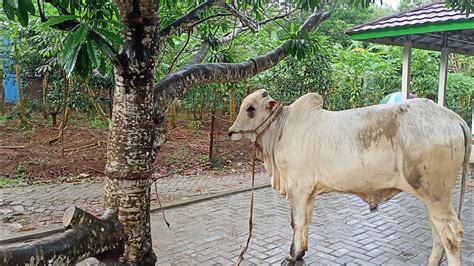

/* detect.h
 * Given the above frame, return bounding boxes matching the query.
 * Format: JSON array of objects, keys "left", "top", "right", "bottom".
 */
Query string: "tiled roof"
[{"left": 346, "top": 3, "right": 473, "bottom": 34}]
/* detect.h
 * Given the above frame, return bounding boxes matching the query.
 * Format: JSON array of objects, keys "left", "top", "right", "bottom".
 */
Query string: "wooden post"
[
  {"left": 401, "top": 41, "right": 412, "bottom": 101},
  {"left": 0, "top": 70, "right": 4, "bottom": 115},
  {"left": 229, "top": 89, "right": 235, "bottom": 121},
  {"left": 438, "top": 47, "right": 449, "bottom": 106},
  {"left": 42, "top": 73, "right": 49, "bottom": 119},
  {"left": 209, "top": 109, "right": 215, "bottom": 163}
]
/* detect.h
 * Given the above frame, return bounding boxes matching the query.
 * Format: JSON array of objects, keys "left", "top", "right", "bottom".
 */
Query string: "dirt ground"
[{"left": 0, "top": 111, "right": 261, "bottom": 186}]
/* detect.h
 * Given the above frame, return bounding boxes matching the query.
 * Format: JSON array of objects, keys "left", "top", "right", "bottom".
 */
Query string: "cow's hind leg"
[
  {"left": 426, "top": 201, "right": 463, "bottom": 266},
  {"left": 427, "top": 215, "right": 444, "bottom": 266}
]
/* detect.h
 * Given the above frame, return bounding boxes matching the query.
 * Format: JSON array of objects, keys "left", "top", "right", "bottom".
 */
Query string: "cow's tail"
[{"left": 458, "top": 122, "right": 471, "bottom": 220}]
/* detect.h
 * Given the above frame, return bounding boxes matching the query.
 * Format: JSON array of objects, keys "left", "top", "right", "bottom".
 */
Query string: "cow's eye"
[{"left": 246, "top": 106, "right": 256, "bottom": 118}]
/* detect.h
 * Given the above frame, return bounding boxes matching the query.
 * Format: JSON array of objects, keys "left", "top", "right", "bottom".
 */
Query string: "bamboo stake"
[{"left": 15, "top": 64, "right": 28, "bottom": 127}]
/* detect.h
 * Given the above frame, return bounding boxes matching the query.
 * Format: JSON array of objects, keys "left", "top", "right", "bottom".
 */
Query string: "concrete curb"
[{"left": 0, "top": 184, "right": 270, "bottom": 245}]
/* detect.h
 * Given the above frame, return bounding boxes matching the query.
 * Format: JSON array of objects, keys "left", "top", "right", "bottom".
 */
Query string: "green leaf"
[
  {"left": 63, "top": 47, "right": 80, "bottom": 77},
  {"left": 22, "top": 0, "right": 35, "bottom": 15},
  {"left": 86, "top": 41, "right": 98, "bottom": 68},
  {"left": 93, "top": 28, "right": 123, "bottom": 46},
  {"left": 91, "top": 38, "right": 116, "bottom": 63},
  {"left": 94, "top": 18, "right": 127, "bottom": 29},
  {"left": 74, "top": 23, "right": 89, "bottom": 46},
  {"left": 8, "top": 0, "right": 19, "bottom": 9},
  {"left": 3, "top": 1, "right": 15, "bottom": 20},
  {"left": 60, "top": 23, "right": 89, "bottom": 76},
  {"left": 76, "top": 46, "right": 90, "bottom": 76},
  {"left": 290, "top": 22, "right": 296, "bottom": 34},
  {"left": 167, "top": 37, "right": 176, "bottom": 49},
  {"left": 270, "top": 30, "right": 278, "bottom": 42},
  {"left": 15, "top": 4, "right": 28, "bottom": 26},
  {"left": 42, "top": 15, "right": 78, "bottom": 28}
]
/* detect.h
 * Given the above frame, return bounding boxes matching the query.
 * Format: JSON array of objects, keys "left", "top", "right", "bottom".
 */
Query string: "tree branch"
[
  {"left": 219, "top": 2, "right": 259, "bottom": 32},
  {"left": 41, "top": 0, "right": 80, "bottom": 31},
  {"left": 159, "top": 0, "right": 223, "bottom": 44},
  {"left": 168, "top": 29, "right": 192, "bottom": 73},
  {"left": 0, "top": 207, "right": 124, "bottom": 265},
  {"left": 180, "top": 11, "right": 292, "bottom": 68},
  {"left": 191, "top": 13, "right": 233, "bottom": 27},
  {"left": 154, "top": 10, "right": 331, "bottom": 114},
  {"left": 184, "top": 41, "right": 210, "bottom": 67}
]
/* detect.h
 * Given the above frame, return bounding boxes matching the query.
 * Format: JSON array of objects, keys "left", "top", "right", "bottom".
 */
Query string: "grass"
[
  {"left": 89, "top": 116, "right": 109, "bottom": 129},
  {"left": 0, "top": 113, "right": 8, "bottom": 125},
  {"left": 0, "top": 162, "right": 29, "bottom": 188},
  {"left": 0, "top": 176, "right": 23, "bottom": 188}
]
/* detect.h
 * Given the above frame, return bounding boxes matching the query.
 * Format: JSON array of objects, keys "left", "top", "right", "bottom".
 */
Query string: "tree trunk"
[
  {"left": 51, "top": 112, "right": 57, "bottom": 127},
  {"left": 42, "top": 73, "right": 49, "bottom": 119},
  {"left": 0, "top": 71, "right": 4, "bottom": 115},
  {"left": 108, "top": 85, "right": 113, "bottom": 118},
  {"left": 209, "top": 108, "right": 216, "bottom": 162},
  {"left": 103, "top": 0, "right": 160, "bottom": 263},
  {"left": 15, "top": 64, "right": 28, "bottom": 126},
  {"left": 229, "top": 89, "right": 235, "bottom": 121},
  {"left": 170, "top": 100, "right": 178, "bottom": 129}
]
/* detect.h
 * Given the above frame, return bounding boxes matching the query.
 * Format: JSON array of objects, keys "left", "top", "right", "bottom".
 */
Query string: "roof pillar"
[
  {"left": 401, "top": 41, "right": 412, "bottom": 101},
  {"left": 437, "top": 47, "right": 450, "bottom": 106}
]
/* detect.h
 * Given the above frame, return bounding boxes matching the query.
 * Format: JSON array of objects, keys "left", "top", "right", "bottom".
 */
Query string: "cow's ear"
[{"left": 266, "top": 100, "right": 278, "bottom": 110}]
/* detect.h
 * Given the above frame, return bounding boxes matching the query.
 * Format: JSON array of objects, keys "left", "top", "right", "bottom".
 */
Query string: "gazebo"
[{"left": 345, "top": 2, "right": 473, "bottom": 130}]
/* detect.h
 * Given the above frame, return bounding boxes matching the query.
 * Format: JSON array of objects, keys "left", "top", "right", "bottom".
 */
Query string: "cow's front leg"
[
  {"left": 287, "top": 187, "right": 313, "bottom": 262},
  {"left": 302, "top": 194, "right": 316, "bottom": 251}
]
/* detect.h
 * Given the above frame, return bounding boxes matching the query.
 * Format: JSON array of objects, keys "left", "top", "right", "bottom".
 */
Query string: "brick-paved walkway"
[
  {"left": 0, "top": 173, "right": 269, "bottom": 236},
  {"left": 148, "top": 186, "right": 473, "bottom": 265}
]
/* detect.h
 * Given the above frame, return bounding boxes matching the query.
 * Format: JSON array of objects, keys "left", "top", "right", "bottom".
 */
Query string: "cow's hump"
[{"left": 291, "top": 93, "right": 324, "bottom": 110}]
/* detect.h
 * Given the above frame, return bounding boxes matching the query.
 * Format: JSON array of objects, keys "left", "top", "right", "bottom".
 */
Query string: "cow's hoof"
[{"left": 281, "top": 256, "right": 305, "bottom": 266}]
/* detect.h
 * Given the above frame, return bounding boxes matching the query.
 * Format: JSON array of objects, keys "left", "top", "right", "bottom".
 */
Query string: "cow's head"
[{"left": 228, "top": 89, "right": 279, "bottom": 141}]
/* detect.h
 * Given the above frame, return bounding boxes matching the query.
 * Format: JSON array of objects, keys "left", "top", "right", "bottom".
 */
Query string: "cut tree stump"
[{"left": 0, "top": 207, "right": 124, "bottom": 265}]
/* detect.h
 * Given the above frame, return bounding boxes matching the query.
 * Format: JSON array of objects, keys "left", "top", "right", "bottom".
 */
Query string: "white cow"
[{"left": 228, "top": 89, "right": 470, "bottom": 265}]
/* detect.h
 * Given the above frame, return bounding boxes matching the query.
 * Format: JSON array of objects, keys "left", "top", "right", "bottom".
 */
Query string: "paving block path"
[
  {"left": 148, "top": 186, "right": 473, "bottom": 265},
  {"left": 0, "top": 173, "right": 269, "bottom": 236}
]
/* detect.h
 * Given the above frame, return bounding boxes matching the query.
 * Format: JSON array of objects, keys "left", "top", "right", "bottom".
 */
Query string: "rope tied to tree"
[
  {"left": 106, "top": 177, "right": 171, "bottom": 228},
  {"left": 235, "top": 103, "right": 283, "bottom": 265}
]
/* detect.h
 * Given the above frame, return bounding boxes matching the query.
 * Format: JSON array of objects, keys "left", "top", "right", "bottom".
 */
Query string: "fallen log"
[{"left": 0, "top": 207, "right": 124, "bottom": 265}]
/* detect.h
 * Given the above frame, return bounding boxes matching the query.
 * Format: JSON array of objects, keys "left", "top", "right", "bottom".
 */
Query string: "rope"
[
  {"left": 154, "top": 180, "right": 171, "bottom": 228},
  {"left": 235, "top": 145, "right": 257, "bottom": 266}
]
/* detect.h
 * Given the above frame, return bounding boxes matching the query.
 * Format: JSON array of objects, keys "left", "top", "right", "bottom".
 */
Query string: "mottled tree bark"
[
  {"left": 103, "top": 0, "right": 160, "bottom": 263},
  {"left": 0, "top": 207, "right": 123, "bottom": 264}
]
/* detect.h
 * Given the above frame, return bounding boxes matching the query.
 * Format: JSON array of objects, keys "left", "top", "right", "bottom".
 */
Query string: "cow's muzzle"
[{"left": 227, "top": 130, "right": 243, "bottom": 141}]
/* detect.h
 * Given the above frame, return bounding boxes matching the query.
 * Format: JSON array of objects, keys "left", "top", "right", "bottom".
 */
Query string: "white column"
[
  {"left": 437, "top": 47, "right": 449, "bottom": 106},
  {"left": 401, "top": 41, "right": 412, "bottom": 101}
]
